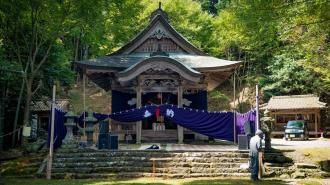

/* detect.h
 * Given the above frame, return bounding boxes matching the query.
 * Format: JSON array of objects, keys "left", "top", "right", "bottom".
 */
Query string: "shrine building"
[{"left": 76, "top": 6, "right": 240, "bottom": 143}]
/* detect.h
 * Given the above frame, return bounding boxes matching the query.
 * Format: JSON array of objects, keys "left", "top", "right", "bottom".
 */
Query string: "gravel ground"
[{"left": 271, "top": 138, "right": 330, "bottom": 149}]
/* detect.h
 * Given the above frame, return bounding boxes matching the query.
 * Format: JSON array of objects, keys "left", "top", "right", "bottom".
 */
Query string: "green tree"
[
  {"left": 261, "top": 54, "right": 322, "bottom": 100},
  {"left": 0, "top": 0, "right": 79, "bottom": 132}
]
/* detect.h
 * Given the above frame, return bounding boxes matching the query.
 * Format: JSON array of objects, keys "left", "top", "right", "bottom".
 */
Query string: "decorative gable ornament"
[{"left": 150, "top": 28, "right": 168, "bottom": 40}]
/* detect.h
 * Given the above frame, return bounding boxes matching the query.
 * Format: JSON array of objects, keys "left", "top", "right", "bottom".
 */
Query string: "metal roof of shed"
[
  {"left": 30, "top": 99, "right": 70, "bottom": 112},
  {"left": 261, "top": 95, "right": 326, "bottom": 110}
]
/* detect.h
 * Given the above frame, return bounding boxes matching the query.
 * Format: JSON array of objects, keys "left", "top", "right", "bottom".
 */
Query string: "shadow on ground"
[
  {"left": 182, "top": 179, "right": 288, "bottom": 185},
  {"left": 1, "top": 179, "right": 169, "bottom": 185}
]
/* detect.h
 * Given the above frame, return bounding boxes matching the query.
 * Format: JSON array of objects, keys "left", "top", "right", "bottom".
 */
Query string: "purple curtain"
[
  {"left": 47, "top": 108, "right": 66, "bottom": 149},
  {"left": 110, "top": 104, "right": 235, "bottom": 141},
  {"left": 48, "top": 105, "right": 256, "bottom": 148},
  {"left": 110, "top": 106, "right": 158, "bottom": 122},
  {"left": 161, "top": 105, "right": 234, "bottom": 141},
  {"left": 235, "top": 110, "right": 256, "bottom": 135}
]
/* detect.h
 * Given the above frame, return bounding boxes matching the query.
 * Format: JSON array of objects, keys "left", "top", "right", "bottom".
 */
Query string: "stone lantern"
[
  {"left": 260, "top": 109, "right": 275, "bottom": 150},
  {"left": 62, "top": 108, "right": 77, "bottom": 148},
  {"left": 83, "top": 112, "right": 97, "bottom": 147}
]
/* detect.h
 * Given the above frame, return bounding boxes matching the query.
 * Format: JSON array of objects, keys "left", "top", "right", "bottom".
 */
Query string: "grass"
[
  {"left": 0, "top": 177, "right": 290, "bottom": 185},
  {"left": 69, "top": 82, "right": 112, "bottom": 113},
  {"left": 298, "top": 180, "right": 323, "bottom": 185},
  {"left": 298, "top": 148, "right": 330, "bottom": 163}
]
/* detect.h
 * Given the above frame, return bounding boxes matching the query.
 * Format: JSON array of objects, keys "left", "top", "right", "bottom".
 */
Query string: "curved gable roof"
[
  {"left": 117, "top": 56, "right": 201, "bottom": 83},
  {"left": 110, "top": 8, "right": 207, "bottom": 56}
]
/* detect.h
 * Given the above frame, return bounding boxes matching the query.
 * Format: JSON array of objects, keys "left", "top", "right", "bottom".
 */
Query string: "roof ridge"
[{"left": 109, "top": 8, "right": 207, "bottom": 56}]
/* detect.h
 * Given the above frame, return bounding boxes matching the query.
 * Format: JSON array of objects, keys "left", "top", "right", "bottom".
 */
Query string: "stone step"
[
  {"left": 54, "top": 152, "right": 174, "bottom": 158},
  {"left": 156, "top": 167, "right": 249, "bottom": 174},
  {"left": 56, "top": 149, "right": 172, "bottom": 155},
  {"left": 54, "top": 151, "right": 248, "bottom": 158},
  {"left": 52, "top": 166, "right": 248, "bottom": 174},
  {"left": 52, "top": 161, "right": 246, "bottom": 168},
  {"left": 50, "top": 172, "right": 250, "bottom": 179},
  {"left": 52, "top": 166, "right": 152, "bottom": 173},
  {"left": 53, "top": 156, "right": 247, "bottom": 163},
  {"left": 175, "top": 157, "right": 248, "bottom": 163},
  {"left": 48, "top": 150, "right": 251, "bottom": 179},
  {"left": 54, "top": 154, "right": 249, "bottom": 160}
]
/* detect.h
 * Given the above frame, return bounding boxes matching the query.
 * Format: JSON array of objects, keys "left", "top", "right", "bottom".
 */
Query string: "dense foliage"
[{"left": 0, "top": 0, "right": 329, "bottom": 149}]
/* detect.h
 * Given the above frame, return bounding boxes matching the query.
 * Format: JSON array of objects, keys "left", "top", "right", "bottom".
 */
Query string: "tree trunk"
[
  {"left": 21, "top": 78, "right": 33, "bottom": 146},
  {"left": 0, "top": 81, "right": 6, "bottom": 151},
  {"left": 23, "top": 78, "right": 33, "bottom": 127},
  {"left": 12, "top": 80, "right": 25, "bottom": 147}
]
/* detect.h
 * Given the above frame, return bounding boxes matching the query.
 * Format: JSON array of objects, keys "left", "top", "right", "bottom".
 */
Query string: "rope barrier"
[{"left": 0, "top": 126, "right": 23, "bottom": 138}]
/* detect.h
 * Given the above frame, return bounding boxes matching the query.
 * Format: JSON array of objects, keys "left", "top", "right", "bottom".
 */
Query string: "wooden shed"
[
  {"left": 30, "top": 99, "right": 69, "bottom": 131},
  {"left": 261, "top": 95, "right": 326, "bottom": 137}
]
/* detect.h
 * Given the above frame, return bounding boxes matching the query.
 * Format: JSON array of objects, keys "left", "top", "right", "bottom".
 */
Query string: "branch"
[
  {"left": 32, "top": 79, "right": 42, "bottom": 96},
  {"left": 33, "top": 45, "right": 52, "bottom": 74},
  {"left": 283, "top": 19, "right": 330, "bottom": 34},
  {"left": 28, "top": 6, "right": 36, "bottom": 72}
]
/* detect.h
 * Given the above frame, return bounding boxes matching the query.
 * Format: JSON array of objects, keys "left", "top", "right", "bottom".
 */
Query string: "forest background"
[{"left": 0, "top": 0, "right": 329, "bottom": 150}]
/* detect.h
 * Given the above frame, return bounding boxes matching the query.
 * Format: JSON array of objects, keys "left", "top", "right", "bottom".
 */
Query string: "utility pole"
[
  {"left": 46, "top": 85, "right": 56, "bottom": 179},
  {"left": 256, "top": 84, "right": 260, "bottom": 130},
  {"left": 233, "top": 71, "right": 236, "bottom": 144}
]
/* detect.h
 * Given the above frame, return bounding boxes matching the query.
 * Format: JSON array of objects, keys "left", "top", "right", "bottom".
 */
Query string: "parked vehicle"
[
  {"left": 284, "top": 120, "right": 309, "bottom": 140},
  {"left": 323, "top": 127, "right": 330, "bottom": 138}
]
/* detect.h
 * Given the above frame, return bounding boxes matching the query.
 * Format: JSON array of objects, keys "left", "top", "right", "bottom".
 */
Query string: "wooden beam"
[
  {"left": 86, "top": 68, "right": 117, "bottom": 74},
  {"left": 140, "top": 74, "right": 179, "bottom": 80},
  {"left": 270, "top": 109, "right": 321, "bottom": 115},
  {"left": 177, "top": 84, "right": 183, "bottom": 144},
  {"left": 136, "top": 77, "right": 142, "bottom": 144}
]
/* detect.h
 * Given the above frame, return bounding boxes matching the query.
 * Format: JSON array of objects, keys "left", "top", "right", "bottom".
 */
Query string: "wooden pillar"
[
  {"left": 177, "top": 85, "right": 183, "bottom": 144},
  {"left": 136, "top": 84, "right": 142, "bottom": 144},
  {"left": 314, "top": 111, "right": 318, "bottom": 138},
  {"left": 233, "top": 71, "right": 236, "bottom": 144}
]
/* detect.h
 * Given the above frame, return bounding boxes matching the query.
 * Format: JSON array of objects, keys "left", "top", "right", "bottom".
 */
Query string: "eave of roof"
[
  {"left": 118, "top": 56, "right": 201, "bottom": 77},
  {"left": 75, "top": 54, "right": 241, "bottom": 72},
  {"left": 30, "top": 99, "right": 70, "bottom": 112},
  {"left": 261, "top": 94, "right": 327, "bottom": 110}
]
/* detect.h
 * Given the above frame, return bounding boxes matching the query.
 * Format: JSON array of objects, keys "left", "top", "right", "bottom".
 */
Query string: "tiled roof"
[
  {"left": 261, "top": 95, "right": 326, "bottom": 110},
  {"left": 75, "top": 54, "right": 240, "bottom": 71},
  {"left": 30, "top": 99, "right": 69, "bottom": 112}
]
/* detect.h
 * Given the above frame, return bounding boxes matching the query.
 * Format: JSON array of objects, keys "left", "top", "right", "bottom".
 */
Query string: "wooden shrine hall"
[{"left": 76, "top": 5, "right": 240, "bottom": 143}]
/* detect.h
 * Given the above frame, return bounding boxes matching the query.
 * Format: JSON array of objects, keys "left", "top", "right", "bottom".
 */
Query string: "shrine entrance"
[
  {"left": 141, "top": 92, "right": 178, "bottom": 130},
  {"left": 141, "top": 92, "right": 178, "bottom": 141}
]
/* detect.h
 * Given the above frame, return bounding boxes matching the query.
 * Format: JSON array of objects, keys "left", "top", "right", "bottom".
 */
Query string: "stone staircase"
[{"left": 49, "top": 148, "right": 250, "bottom": 179}]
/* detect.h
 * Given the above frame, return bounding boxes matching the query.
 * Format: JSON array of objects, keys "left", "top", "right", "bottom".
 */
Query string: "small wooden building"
[
  {"left": 261, "top": 95, "right": 326, "bottom": 137},
  {"left": 30, "top": 99, "right": 69, "bottom": 131},
  {"left": 76, "top": 6, "right": 240, "bottom": 143}
]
